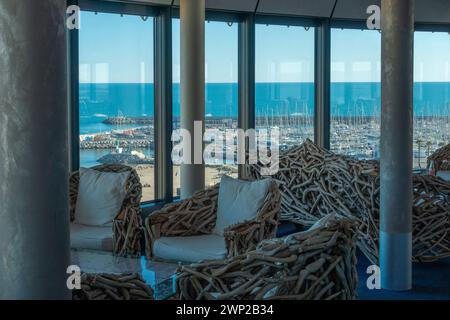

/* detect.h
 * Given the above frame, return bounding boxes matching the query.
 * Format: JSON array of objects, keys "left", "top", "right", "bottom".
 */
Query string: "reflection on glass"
[
  {"left": 79, "top": 12, "right": 155, "bottom": 202},
  {"left": 255, "top": 24, "right": 315, "bottom": 151},
  {"left": 331, "top": 29, "right": 381, "bottom": 159},
  {"left": 414, "top": 32, "right": 450, "bottom": 169}
]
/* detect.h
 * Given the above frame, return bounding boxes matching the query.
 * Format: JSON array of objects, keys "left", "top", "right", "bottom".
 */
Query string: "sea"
[{"left": 79, "top": 82, "right": 450, "bottom": 167}]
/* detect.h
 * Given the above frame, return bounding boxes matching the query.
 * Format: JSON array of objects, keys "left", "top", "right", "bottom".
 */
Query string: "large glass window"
[
  {"left": 172, "top": 19, "right": 238, "bottom": 196},
  {"left": 79, "top": 12, "right": 155, "bottom": 202},
  {"left": 330, "top": 28, "right": 381, "bottom": 159},
  {"left": 255, "top": 24, "right": 315, "bottom": 150},
  {"left": 414, "top": 32, "right": 450, "bottom": 169}
]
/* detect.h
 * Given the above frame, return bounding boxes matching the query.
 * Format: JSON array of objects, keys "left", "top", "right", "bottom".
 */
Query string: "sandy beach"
[{"left": 135, "top": 164, "right": 238, "bottom": 202}]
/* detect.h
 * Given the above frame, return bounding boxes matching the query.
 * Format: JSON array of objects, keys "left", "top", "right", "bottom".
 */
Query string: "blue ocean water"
[
  {"left": 79, "top": 82, "right": 450, "bottom": 167},
  {"left": 80, "top": 82, "right": 450, "bottom": 134}
]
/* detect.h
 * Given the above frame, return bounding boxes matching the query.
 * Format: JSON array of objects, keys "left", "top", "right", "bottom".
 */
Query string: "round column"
[
  {"left": 380, "top": 0, "right": 415, "bottom": 291},
  {"left": 0, "top": 0, "right": 71, "bottom": 299},
  {"left": 180, "top": 0, "right": 206, "bottom": 199}
]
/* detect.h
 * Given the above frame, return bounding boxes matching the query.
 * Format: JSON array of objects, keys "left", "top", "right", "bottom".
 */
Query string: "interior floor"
[
  {"left": 72, "top": 249, "right": 450, "bottom": 300},
  {"left": 357, "top": 253, "right": 450, "bottom": 300}
]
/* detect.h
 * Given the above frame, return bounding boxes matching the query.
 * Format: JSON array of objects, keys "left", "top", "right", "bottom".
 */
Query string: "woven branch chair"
[
  {"left": 428, "top": 144, "right": 450, "bottom": 172},
  {"left": 144, "top": 181, "right": 281, "bottom": 261},
  {"left": 69, "top": 164, "right": 143, "bottom": 257},
  {"left": 176, "top": 216, "right": 358, "bottom": 300}
]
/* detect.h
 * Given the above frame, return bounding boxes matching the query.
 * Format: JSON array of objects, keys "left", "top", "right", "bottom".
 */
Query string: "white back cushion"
[
  {"left": 213, "top": 176, "right": 272, "bottom": 236},
  {"left": 75, "top": 168, "right": 131, "bottom": 227}
]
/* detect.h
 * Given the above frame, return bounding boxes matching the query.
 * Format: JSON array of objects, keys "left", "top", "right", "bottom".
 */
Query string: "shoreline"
[{"left": 136, "top": 164, "right": 238, "bottom": 202}]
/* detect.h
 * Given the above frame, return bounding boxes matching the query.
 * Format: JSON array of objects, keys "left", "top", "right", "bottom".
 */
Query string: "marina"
[{"left": 81, "top": 115, "right": 450, "bottom": 170}]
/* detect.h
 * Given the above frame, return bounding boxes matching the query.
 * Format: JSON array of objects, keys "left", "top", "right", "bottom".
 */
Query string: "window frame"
[
  {"left": 70, "top": 0, "right": 160, "bottom": 204},
  {"left": 69, "top": 0, "right": 450, "bottom": 207}
]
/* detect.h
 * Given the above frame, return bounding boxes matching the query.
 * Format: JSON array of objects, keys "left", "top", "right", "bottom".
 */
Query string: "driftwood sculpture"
[
  {"left": 70, "top": 164, "right": 144, "bottom": 257},
  {"left": 428, "top": 144, "right": 450, "bottom": 172},
  {"left": 72, "top": 273, "right": 154, "bottom": 300},
  {"left": 412, "top": 175, "right": 450, "bottom": 262},
  {"left": 246, "top": 139, "right": 450, "bottom": 264},
  {"left": 176, "top": 216, "right": 358, "bottom": 300},
  {"left": 144, "top": 181, "right": 281, "bottom": 260}
]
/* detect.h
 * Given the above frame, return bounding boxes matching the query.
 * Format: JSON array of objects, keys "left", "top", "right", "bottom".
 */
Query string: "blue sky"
[
  {"left": 79, "top": 11, "right": 450, "bottom": 84},
  {"left": 79, "top": 12, "right": 154, "bottom": 83},
  {"left": 331, "top": 28, "right": 381, "bottom": 82}
]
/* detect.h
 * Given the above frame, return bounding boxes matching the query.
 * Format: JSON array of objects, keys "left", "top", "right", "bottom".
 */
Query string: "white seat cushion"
[
  {"left": 75, "top": 168, "right": 131, "bottom": 227},
  {"left": 153, "top": 234, "right": 227, "bottom": 263},
  {"left": 213, "top": 175, "right": 272, "bottom": 236},
  {"left": 437, "top": 171, "right": 450, "bottom": 182},
  {"left": 70, "top": 223, "right": 113, "bottom": 252}
]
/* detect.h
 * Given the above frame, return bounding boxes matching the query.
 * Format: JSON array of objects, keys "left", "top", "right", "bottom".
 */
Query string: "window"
[
  {"left": 172, "top": 19, "right": 239, "bottom": 196},
  {"left": 330, "top": 28, "right": 381, "bottom": 159},
  {"left": 79, "top": 11, "right": 155, "bottom": 202},
  {"left": 255, "top": 24, "right": 315, "bottom": 150},
  {"left": 414, "top": 31, "right": 450, "bottom": 169}
]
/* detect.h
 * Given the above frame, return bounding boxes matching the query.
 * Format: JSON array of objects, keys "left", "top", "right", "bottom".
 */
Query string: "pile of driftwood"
[
  {"left": 246, "top": 139, "right": 450, "bottom": 264},
  {"left": 428, "top": 144, "right": 450, "bottom": 172},
  {"left": 145, "top": 181, "right": 281, "bottom": 260},
  {"left": 246, "top": 139, "right": 381, "bottom": 263},
  {"left": 72, "top": 273, "right": 154, "bottom": 300},
  {"left": 70, "top": 164, "right": 144, "bottom": 257},
  {"left": 412, "top": 175, "right": 450, "bottom": 261},
  {"left": 176, "top": 216, "right": 357, "bottom": 300}
]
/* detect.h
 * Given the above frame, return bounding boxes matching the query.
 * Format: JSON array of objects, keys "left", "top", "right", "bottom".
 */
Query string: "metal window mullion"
[
  {"left": 69, "top": 0, "right": 80, "bottom": 172},
  {"left": 314, "top": 19, "right": 331, "bottom": 150},
  {"left": 238, "top": 14, "right": 256, "bottom": 179},
  {"left": 154, "top": 7, "right": 173, "bottom": 202}
]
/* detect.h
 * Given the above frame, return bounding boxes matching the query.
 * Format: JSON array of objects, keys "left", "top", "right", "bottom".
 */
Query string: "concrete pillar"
[
  {"left": 0, "top": 1, "right": 70, "bottom": 299},
  {"left": 380, "top": 0, "right": 415, "bottom": 291},
  {"left": 180, "top": 0, "right": 205, "bottom": 198}
]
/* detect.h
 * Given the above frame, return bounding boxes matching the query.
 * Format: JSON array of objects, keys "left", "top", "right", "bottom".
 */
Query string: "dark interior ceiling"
[{"left": 119, "top": 0, "right": 449, "bottom": 25}]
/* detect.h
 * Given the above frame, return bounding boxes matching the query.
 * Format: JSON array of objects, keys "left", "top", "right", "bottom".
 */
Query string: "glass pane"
[
  {"left": 330, "top": 29, "right": 381, "bottom": 159},
  {"left": 204, "top": 21, "right": 239, "bottom": 187},
  {"left": 173, "top": 19, "right": 181, "bottom": 197},
  {"left": 172, "top": 20, "right": 239, "bottom": 196},
  {"left": 414, "top": 32, "right": 450, "bottom": 170},
  {"left": 255, "top": 24, "right": 315, "bottom": 150},
  {"left": 79, "top": 12, "right": 155, "bottom": 202}
]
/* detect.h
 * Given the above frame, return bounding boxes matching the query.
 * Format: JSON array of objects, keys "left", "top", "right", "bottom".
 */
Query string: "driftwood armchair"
[
  {"left": 176, "top": 216, "right": 358, "bottom": 300},
  {"left": 428, "top": 144, "right": 450, "bottom": 180},
  {"left": 69, "top": 164, "right": 143, "bottom": 257},
  {"left": 144, "top": 181, "right": 281, "bottom": 261}
]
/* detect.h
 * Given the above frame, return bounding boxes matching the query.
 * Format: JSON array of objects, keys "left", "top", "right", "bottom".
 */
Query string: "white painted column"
[{"left": 180, "top": 0, "right": 205, "bottom": 198}]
